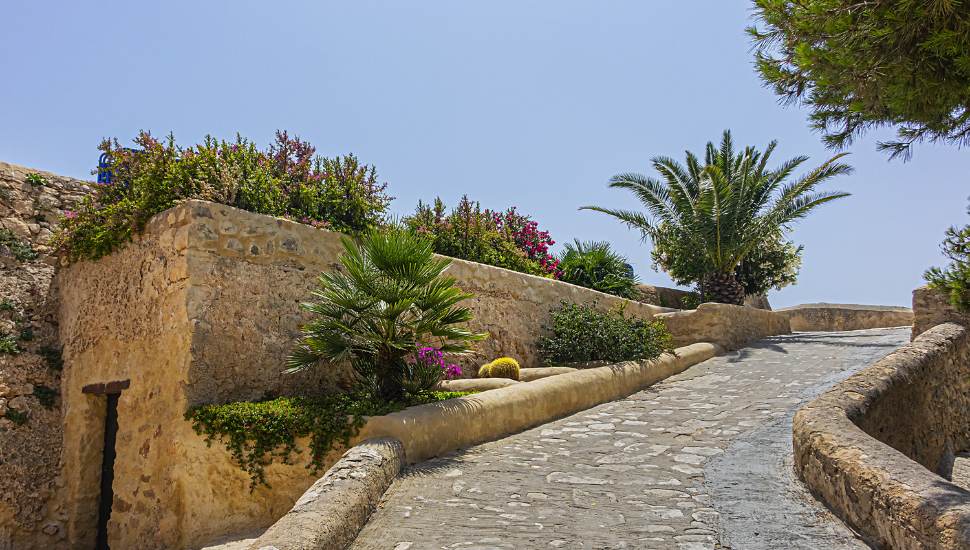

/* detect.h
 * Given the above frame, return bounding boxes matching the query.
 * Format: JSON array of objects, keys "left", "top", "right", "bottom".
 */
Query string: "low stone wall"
[
  {"left": 913, "top": 285, "right": 970, "bottom": 340},
  {"left": 792, "top": 323, "right": 970, "bottom": 549},
  {"left": 247, "top": 343, "right": 718, "bottom": 550},
  {"left": 637, "top": 284, "right": 694, "bottom": 309},
  {"left": 775, "top": 302, "right": 914, "bottom": 332},
  {"left": 654, "top": 302, "right": 791, "bottom": 351}
]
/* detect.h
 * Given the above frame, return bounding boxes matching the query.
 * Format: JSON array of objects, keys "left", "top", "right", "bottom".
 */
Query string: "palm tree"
[
  {"left": 557, "top": 239, "right": 641, "bottom": 300},
  {"left": 581, "top": 130, "right": 852, "bottom": 305},
  {"left": 286, "top": 227, "right": 488, "bottom": 400}
]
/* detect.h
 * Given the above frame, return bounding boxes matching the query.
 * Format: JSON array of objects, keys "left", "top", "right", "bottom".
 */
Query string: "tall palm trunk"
[{"left": 703, "top": 272, "right": 745, "bottom": 306}]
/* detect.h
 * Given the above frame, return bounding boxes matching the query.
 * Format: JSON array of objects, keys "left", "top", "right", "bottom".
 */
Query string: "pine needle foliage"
[
  {"left": 925, "top": 199, "right": 970, "bottom": 311},
  {"left": 750, "top": 0, "right": 970, "bottom": 160}
]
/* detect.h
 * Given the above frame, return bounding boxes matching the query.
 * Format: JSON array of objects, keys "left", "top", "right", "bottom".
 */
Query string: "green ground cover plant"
[
  {"left": 37, "top": 344, "right": 63, "bottom": 371},
  {"left": 402, "top": 196, "right": 560, "bottom": 278},
  {"left": 538, "top": 300, "right": 675, "bottom": 366},
  {"left": 32, "top": 385, "right": 56, "bottom": 410},
  {"left": 52, "top": 131, "right": 392, "bottom": 263},
  {"left": 185, "top": 391, "right": 468, "bottom": 489},
  {"left": 6, "top": 410, "right": 27, "bottom": 425},
  {"left": 556, "top": 239, "right": 640, "bottom": 299},
  {"left": 0, "top": 229, "right": 39, "bottom": 262},
  {"left": 925, "top": 199, "right": 970, "bottom": 312},
  {"left": 0, "top": 330, "right": 20, "bottom": 356}
]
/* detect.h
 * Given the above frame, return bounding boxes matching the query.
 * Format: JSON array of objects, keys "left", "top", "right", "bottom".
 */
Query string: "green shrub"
[
  {"left": 5, "top": 410, "right": 27, "bottom": 425},
  {"left": 538, "top": 300, "right": 675, "bottom": 366},
  {"left": 925, "top": 199, "right": 970, "bottom": 311},
  {"left": 0, "top": 229, "right": 38, "bottom": 262},
  {"left": 18, "top": 326, "right": 33, "bottom": 342},
  {"left": 402, "top": 196, "right": 560, "bottom": 278},
  {"left": 557, "top": 240, "right": 640, "bottom": 299},
  {"left": 0, "top": 331, "right": 20, "bottom": 356},
  {"left": 25, "top": 174, "right": 47, "bottom": 187},
  {"left": 185, "top": 391, "right": 468, "bottom": 489},
  {"left": 32, "top": 385, "right": 57, "bottom": 410},
  {"left": 37, "top": 344, "right": 63, "bottom": 371},
  {"left": 52, "top": 131, "right": 393, "bottom": 263},
  {"left": 0, "top": 298, "right": 16, "bottom": 312}
]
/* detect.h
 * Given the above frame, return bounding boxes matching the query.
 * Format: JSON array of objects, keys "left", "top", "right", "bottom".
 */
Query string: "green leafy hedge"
[
  {"left": 538, "top": 300, "right": 675, "bottom": 366},
  {"left": 185, "top": 391, "right": 468, "bottom": 489},
  {"left": 53, "top": 131, "right": 392, "bottom": 263}
]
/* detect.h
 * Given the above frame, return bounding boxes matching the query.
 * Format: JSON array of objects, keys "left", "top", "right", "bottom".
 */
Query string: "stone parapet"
[
  {"left": 793, "top": 323, "right": 970, "bottom": 549},
  {"left": 775, "top": 302, "right": 914, "bottom": 332},
  {"left": 654, "top": 302, "right": 791, "bottom": 351},
  {"left": 913, "top": 285, "right": 970, "bottom": 340}
]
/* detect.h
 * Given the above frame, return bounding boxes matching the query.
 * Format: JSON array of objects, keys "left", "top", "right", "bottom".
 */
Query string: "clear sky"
[{"left": 2, "top": 1, "right": 964, "bottom": 308}]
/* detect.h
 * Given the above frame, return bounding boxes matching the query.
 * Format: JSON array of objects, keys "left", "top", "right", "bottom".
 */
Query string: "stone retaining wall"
[
  {"left": 792, "top": 323, "right": 970, "bottom": 549},
  {"left": 654, "top": 302, "right": 791, "bottom": 351},
  {"left": 775, "top": 302, "right": 914, "bottom": 332},
  {"left": 913, "top": 285, "right": 970, "bottom": 340}
]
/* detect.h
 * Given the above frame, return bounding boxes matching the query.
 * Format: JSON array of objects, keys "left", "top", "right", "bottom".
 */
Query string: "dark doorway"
[{"left": 95, "top": 392, "right": 120, "bottom": 550}]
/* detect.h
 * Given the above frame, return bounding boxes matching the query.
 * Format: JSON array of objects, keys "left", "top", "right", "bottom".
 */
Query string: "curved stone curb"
[
  {"left": 775, "top": 302, "right": 913, "bottom": 332},
  {"left": 358, "top": 342, "right": 720, "bottom": 465},
  {"left": 247, "top": 438, "right": 405, "bottom": 550},
  {"left": 246, "top": 344, "right": 717, "bottom": 550},
  {"left": 793, "top": 323, "right": 970, "bottom": 549}
]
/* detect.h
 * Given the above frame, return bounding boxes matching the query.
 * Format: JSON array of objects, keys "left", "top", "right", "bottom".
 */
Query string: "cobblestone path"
[{"left": 349, "top": 328, "right": 909, "bottom": 550}]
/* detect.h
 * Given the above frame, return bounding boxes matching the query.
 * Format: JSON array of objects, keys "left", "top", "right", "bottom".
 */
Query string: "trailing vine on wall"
[{"left": 185, "top": 392, "right": 468, "bottom": 490}]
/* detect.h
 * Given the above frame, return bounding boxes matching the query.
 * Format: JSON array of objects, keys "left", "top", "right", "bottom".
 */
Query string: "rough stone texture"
[
  {"left": 743, "top": 294, "right": 772, "bottom": 310},
  {"left": 793, "top": 323, "right": 970, "bottom": 549},
  {"left": 776, "top": 302, "right": 914, "bottom": 332},
  {"left": 637, "top": 285, "right": 694, "bottom": 310},
  {"left": 913, "top": 285, "right": 970, "bottom": 340},
  {"left": 247, "top": 438, "right": 406, "bottom": 550},
  {"left": 350, "top": 328, "right": 907, "bottom": 550},
  {"left": 0, "top": 161, "right": 93, "bottom": 549},
  {"left": 654, "top": 302, "right": 792, "bottom": 351}
]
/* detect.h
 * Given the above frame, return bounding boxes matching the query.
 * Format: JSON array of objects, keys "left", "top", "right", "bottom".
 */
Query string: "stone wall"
[
  {"left": 50, "top": 201, "right": 679, "bottom": 550},
  {"left": 636, "top": 284, "right": 694, "bottom": 309},
  {"left": 653, "top": 302, "right": 791, "bottom": 351},
  {"left": 792, "top": 323, "right": 970, "bottom": 549},
  {"left": 913, "top": 285, "right": 970, "bottom": 341},
  {"left": 775, "top": 302, "right": 914, "bottom": 332},
  {"left": 0, "top": 162, "right": 93, "bottom": 549}
]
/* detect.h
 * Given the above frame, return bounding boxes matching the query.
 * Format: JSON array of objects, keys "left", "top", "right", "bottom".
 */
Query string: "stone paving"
[{"left": 349, "top": 328, "right": 910, "bottom": 550}]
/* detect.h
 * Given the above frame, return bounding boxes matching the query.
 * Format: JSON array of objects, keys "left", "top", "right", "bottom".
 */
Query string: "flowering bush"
[
  {"left": 402, "top": 195, "right": 559, "bottom": 278},
  {"left": 411, "top": 346, "right": 462, "bottom": 379},
  {"left": 52, "top": 131, "right": 393, "bottom": 263}
]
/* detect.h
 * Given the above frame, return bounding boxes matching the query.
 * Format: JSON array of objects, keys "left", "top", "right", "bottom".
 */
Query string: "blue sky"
[{"left": 2, "top": 1, "right": 965, "bottom": 307}]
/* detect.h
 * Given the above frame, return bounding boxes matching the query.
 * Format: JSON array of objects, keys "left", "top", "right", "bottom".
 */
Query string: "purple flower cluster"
[{"left": 410, "top": 346, "right": 462, "bottom": 379}]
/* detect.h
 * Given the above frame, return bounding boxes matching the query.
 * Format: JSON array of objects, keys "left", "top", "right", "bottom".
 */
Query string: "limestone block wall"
[
  {"left": 913, "top": 285, "right": 970, "bottom": 340},
  {"left": 653, "top": 302, "right": 791, "bottom": 351},
  {"left": 793, "top": 323, "right": 970, "bottom": 549},
  {"left": 775, "top": 302, "right": 914, "bottom": 332}
]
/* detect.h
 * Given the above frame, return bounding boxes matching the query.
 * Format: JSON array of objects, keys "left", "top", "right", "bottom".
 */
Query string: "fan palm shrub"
[
  {"left": 286, "top": 228, "right": 487, "bottom": 400},
  {"left": 557, "top": 239, "right": 640, "bottom": 300},
  {"left": 581, "top": 130, "right": 851, "bottom": 305}
]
